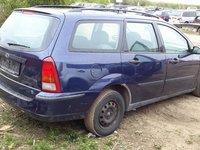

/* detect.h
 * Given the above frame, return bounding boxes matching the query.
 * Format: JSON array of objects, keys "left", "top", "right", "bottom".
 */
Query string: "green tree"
[
  {"left": 0, "top": 0, "right": 27, "bottom": 23},
  {"left": 65, "top": 0, "right": 108, "bottom": 5},
  {"left": 0, "top": 0, "right": 110, "bottom": 24},
  {"left": 27, "top": 0, "right": 65, "bottom": 6}
]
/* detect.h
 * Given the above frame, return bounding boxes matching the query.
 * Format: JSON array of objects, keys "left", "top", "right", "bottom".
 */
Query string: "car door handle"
[
  {"left": 168, "top": 58, "right": 179, "bottom": 64},
  {"left": 128, "top": 58, "right": 141, "bottom": 64}
]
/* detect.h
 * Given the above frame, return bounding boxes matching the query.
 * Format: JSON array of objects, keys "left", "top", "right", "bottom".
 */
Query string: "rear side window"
[
  {"left": 71, "top": 21, "right": 120, "bottom": 52},
  {"left": 0, "top": 11, "right": 60, "bottom": 51},
  {"left": 126, "top": 22, "right": 158, "bottom": 52}
]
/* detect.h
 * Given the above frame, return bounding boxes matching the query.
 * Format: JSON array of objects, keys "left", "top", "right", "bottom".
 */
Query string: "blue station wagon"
[{"left": 0, "top": 6, "right": 200, "bottom": 136}]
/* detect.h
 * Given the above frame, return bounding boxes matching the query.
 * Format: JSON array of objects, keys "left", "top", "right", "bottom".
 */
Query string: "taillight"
[{"left": 42, "top": 57, "right": 61, "bottom": 93}]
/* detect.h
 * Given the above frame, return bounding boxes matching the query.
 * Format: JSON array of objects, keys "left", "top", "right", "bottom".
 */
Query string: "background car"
[
  {"left": 153, "top": 11, "right": 170, "bottom": 22},
  {"left": 192, "top": 16, "right": 200, "bottom": 34},
  {"left": 168, "top": 10, "right": 183, "bottom": 24},
  {"left": 193, "top": 16, "right": 200, "bottom": 23},
  {"left": 179, "top": 10, "right": 200, "bottom": 23}
]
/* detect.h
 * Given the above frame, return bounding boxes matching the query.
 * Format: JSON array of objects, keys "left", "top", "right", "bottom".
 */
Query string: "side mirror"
[{"left": 192, "top": 46, "right": 200, "bottom": 54}]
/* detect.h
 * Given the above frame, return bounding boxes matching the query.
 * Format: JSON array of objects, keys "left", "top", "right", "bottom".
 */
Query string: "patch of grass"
[
  {"left": 185, "top": 139, "right": 193, "bottom": 145},
  {"left": 0, "top": 102, "right": 111, "bottom": 150},
  {"left": 77, "top": 136, "right": 98, "bottom": 150},
  {"left": 153, "top": 143, "right": 162, "bottom": 150},
  {"left": 33, "top": 140, "right": 52, "bottom": 150},
  {"left": 65, "top": 129, "right": 79, "bottom": 142},
  {"left": 48, "top": 128, "right": 57, "bottom": 142},
  {"left": 60, "top": 142, "right": 69, "bottom": 149},
  {"left": 25, "top": 139, "right": 34, "bottom": 146},
  {"left": 106, "top": 139, "right": 113, "bottom": 147},
  {"left": 0, "top": 134, "right": 20, "bottom": 149}
]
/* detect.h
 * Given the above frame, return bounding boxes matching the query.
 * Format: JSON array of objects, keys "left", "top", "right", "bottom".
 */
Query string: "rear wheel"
[{"left": 84, "top": 89, "right": 125, "bottom": 136}]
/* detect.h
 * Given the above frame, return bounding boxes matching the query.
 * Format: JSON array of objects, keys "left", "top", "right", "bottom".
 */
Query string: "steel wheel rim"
[{"left": 99, "top": 100, "right": 118, "bottom": 128}]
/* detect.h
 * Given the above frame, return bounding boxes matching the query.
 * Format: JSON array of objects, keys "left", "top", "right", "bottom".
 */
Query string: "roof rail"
[
  {"left": 32, "top": 6, "right": 159, "bottom": 19},
  {"left": 33, "top": 5, "right": 83, "bottom": 9},
  {"left": 71, "top": 8, "right": 159, "bottom": 19}
]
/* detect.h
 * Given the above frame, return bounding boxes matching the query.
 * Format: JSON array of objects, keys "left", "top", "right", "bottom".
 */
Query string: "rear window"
[{"left": 0, "top": 11, "right": 60, "bottom": 51}]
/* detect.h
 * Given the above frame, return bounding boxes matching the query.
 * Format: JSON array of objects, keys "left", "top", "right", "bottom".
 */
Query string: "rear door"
[
  {"left": 121, "top": 20, "right": 166, "bottom": 103},
  {"left": 157, "top": 24, "right": 199, "bottom": 95}
]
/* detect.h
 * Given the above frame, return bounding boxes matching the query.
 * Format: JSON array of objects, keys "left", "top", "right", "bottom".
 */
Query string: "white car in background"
[{"left": 179, "top": 10, "right": 200, "bottom": 23}]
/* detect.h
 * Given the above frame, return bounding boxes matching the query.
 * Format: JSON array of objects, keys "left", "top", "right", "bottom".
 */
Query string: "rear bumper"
[{"left": 0, "top": 88, "right": 98, "bottom": 122}]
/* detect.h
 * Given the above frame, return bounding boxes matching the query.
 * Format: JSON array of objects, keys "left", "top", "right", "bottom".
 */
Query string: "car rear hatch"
[{"left": 0, "top": 9, "right": 63, "bottom": 101}]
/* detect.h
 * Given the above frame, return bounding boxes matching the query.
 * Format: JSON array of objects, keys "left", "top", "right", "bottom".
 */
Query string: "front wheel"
[
  {"left": 193, "top": 79, "right": 200, "bottom": 97},
  {"left": 84, "top": 89, "right": 125, "bottom": 136},
  {"left": 197, "top": 27, "right": 200, "bottom": 35}
]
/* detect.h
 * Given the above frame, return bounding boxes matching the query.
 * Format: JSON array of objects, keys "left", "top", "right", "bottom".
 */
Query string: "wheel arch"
[
  {"left": 108, "top": 84, "right": 132, "bottom": 111},
  {"left": 88, "top": 73, "right": 132, "bottom": 111}
]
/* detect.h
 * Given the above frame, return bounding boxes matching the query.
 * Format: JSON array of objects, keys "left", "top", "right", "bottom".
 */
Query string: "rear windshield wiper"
[{"left": 7, "top": 42, "right": 30, "bottom": 48}]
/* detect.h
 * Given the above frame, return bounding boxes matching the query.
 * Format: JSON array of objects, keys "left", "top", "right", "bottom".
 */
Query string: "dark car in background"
[
  {"left": 193, "top": 16, "right": 200, "bottom": 34},
  {"left": 153, "top": 10, "right": 170, "bottom": 21},
  {"left": 193, "top": 16, "right": 200, "bottom": 23},
  {"left": 0, "top": 6, "right": 200, "bottom": 136}
]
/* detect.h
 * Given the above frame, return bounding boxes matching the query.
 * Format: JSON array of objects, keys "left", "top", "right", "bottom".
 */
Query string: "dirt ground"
[{"left": 1, "top": 32, "right": 200, "bottom": 150}]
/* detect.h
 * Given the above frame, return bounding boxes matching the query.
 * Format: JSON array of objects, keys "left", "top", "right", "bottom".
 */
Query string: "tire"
[
  {"left": 84, "top": 89, "right": 125, "bottom": 136},
  {"left": 193, "top": 80, "right": 200, "bottom": 97},
  {"left": 197, "top": 28, "right": 200, "bottom": 35}
]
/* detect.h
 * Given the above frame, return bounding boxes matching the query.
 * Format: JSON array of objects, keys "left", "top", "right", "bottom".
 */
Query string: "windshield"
[{"left": 0, "top": 11, "right": 60, "bottom": 51}]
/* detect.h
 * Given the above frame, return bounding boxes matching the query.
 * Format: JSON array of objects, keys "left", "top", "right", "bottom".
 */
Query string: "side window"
[
  {"left": 158, "top": 25, "right": 188, "bottom": 53},
  {"left": 183, "top": 11, "right": 196, "bottom": 17},
  {"left": 71, "top": 22, "right": 120, "bottom": 51},
  {"left": 126, "top": 22, "right": 158, "bottom": 52}
]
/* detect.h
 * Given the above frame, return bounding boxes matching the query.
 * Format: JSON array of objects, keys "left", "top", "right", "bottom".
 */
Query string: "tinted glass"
[
  {"left": 170, "top": 11, "right": 182, "bottom": 16},
  {"left": 158, "top": 25, "right": 188, "bottom": 53},
  {"left": 126, "top": 23, "right": 158, "bottom": 52},
  {"left": 0, "top": 11, "right": 60, "bottom": 51},
  {"left": 162, "top": 12, "right": 168, "bottom": 16},
  {"left": 182, "top": 11, "right": 196, "bottom": 17},
  {"left": 72, "top": 22, "right": 120, "bottom": 51}
]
